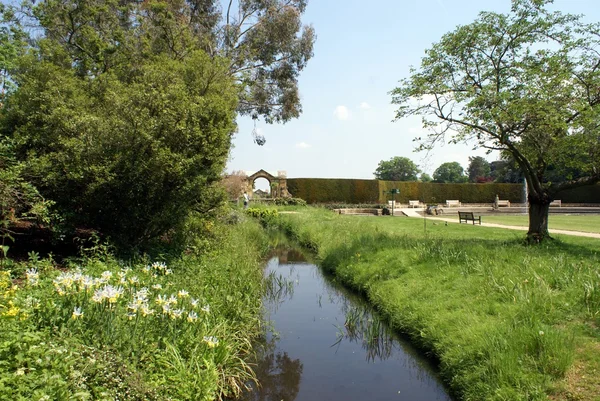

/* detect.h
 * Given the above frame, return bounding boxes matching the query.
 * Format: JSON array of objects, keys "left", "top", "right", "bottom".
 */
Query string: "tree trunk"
[{"left": 527, "top": 198, "right": 551, "bottom": 242}]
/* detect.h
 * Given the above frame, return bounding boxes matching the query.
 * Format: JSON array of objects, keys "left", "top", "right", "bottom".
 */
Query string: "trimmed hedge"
[
  {"left": 555, "top": 183, "right": 600, "bottom": 203},
  {"left": 286, "top": 179, "right": 379, "bottom": 204},
  {"left": 287, "top": 178, "right": 524, "bottom": 204},
  {"left": 378, "top": 181, "right": 524, "bottom": 204}
]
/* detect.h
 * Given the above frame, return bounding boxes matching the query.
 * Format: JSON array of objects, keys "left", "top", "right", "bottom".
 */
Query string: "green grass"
[
  {"left": 0, "top": 213, "right": 270, "bottom": 401},
  {"left": 482, "top": 214, "right": 600, "bottom": 233},
  {"left": 272, "top": 207, "right": 600, "bottom": 401}
]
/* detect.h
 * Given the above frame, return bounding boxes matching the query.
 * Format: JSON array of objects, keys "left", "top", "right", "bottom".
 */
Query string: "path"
[{"left": 396, "top": 208, "right": 600, "bottom": 239}]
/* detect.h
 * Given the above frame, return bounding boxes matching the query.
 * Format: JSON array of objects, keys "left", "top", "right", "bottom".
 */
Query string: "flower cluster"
[
  {"left": 143, "top": 261, "right": 173, "bottom": 277},
  {"left": 0, "top": 271, "right": 21, "bottom": 318}
]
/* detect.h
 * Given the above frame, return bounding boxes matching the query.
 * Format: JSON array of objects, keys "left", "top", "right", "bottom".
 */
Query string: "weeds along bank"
[
  {"left": 0, "top": 216, "right": 269, "bottom": 401},
  {"left": 270, "top": 207, "right": 600, "bottom": 401}
]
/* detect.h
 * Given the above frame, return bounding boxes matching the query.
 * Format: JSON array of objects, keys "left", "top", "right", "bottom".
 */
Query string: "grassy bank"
[
  {"left": 482, "top": 214, "right": 600, "bottom": 234},
  {"left": 0, "top": 215, "right": 269, "bottom": 400},
  {"left": 272, "top": 208, "right": 600, "bottom": 401}
]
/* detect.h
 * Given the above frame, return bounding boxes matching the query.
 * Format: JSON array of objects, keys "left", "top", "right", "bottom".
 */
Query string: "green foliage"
[
  {"left": 287, "top": 178, "right": 380, "bottom": 204},
  {"left": 391, "top": 0, "right": 600, "bottom": 237},
  {"left": 433, "top": 162, "right": 467, "bottom": 183},
  {"left": 271, "top": 208, "right": 600, "bottom": 400},
  {"left": 272, "top": 197, "right": 307, "bottom": 206},
  {"left": 378, "top": 181, "right": 522, "bottom": 204},
  {"left": 287, "top": 178, "right": 523, "bottom": 204},
  {"left": 373, "top": 156, "right": 420, "bottom": 181},
  {"left": 3, "top": 50, "right": 237, "bottom": 249},
  {"left": 245, "top": 208, "right": 279, "bottom": 228},
  {"left": 555, "top": 183, "right": 600, "bottom": 203},
  {"left": 419, "top": 173, "right": 432, "bottom": 182},
  {"left": 0, "top": 218, "right": 269, "bottom": 400},
  {"left": 467, "top": 156, "right": 491, "bottom": 183}
]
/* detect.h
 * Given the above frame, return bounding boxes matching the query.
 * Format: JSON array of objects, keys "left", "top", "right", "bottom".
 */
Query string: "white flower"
[
  {"left": 152, "top": 284, "right": 162, "bottom": 290},
  {"left": 539, "top": 330, "right": 545, "bottom": 336},
  {"left": 200, "top": 305, "right": 210, "bottom": 314},
  {"left": 177, "top": 289, "right": 189, "bottom": 298},
  {"left": 203, "top": 336, "right": 219, "bottom": 348},
  {"left": 190, "top": 298, "right": 199, "bottom": 308},
  {"left": 101, "top": 271, "right": 113, "bottom": 281},
  {"left": 26, "top": 268, "right": 39, "bottom": 286},
  {"left": 81, "top": 276, "right": 96, "bottom": 290},
  {"left": 72, "top": 307, "right": 84, "bottom": 319},
  {"left": 140, "top": 305, "right": 154, "bottom": 317},
  {"left": 170, "top": 308, "right": 184, "bottom": 319},
  {"left": 155, "top": 294, "right": 168, "bottom": 306},
  {"left": 187, "top": 311, "right": 198, "bottom": 323}
]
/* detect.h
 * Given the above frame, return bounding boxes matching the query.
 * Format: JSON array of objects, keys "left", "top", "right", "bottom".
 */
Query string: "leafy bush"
[
  {"left": 3, "top": 50, "right": 237, "bottom": 250},
  {"left": 273, "top": 197, "right": 307, "bottom": 206}
]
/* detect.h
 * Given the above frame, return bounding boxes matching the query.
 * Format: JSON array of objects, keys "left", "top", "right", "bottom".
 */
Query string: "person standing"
[{"left": 243, "top": 192, "right": 249, "bottom": 209}]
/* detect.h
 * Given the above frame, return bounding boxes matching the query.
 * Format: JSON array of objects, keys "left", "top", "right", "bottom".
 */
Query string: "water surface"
[{"left": 242, "top": 248, "right": 452, "bottom": 401}]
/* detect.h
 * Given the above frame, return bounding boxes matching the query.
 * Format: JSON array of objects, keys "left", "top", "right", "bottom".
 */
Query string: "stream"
[{"left": 240, "top": 246, "right": 453, "bottom": 401}]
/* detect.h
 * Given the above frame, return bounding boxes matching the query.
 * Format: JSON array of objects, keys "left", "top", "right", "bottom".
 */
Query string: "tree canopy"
[
  {"left": 373, "top": 156, "right": 420, "bottom": 181},
  {"left": 0, "top": 0, "right": 315, "bottom": 249},
  {"left": 391, "top": 0, "right": 600, "bottom": 240},
  {"left": 467, "top": 156, "right": 491, "bottom": 182},
  {"left": 433, "top": 162, "right": 467, "bottom": 183}
]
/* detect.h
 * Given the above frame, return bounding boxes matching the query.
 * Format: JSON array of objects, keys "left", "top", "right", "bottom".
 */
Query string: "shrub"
[{"left": 3, "top": 51, "right": 237, "bottom": 250}]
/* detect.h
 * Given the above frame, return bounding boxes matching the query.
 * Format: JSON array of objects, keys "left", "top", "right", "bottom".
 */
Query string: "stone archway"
[{"left": 246, "top": 170, "right": 291, "bottom": 198}]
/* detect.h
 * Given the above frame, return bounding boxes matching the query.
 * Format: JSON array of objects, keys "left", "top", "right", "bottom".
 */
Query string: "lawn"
[
  {"left": 270, "top": 207, "right": 600, "bottom": 401},
  {"left": 483, "top": 214, "right": 600, "bottom": 233}
]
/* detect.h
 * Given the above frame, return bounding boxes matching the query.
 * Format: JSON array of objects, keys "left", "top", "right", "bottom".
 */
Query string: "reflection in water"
[
  {"left": 244, "top": 338, "right": 304, "bottom": 401},
  {"left": 332, "top": 305, "right": 396, "bottom": 363},
  {"left": 241, "top": 246, "right": 452, "bottom": 401}
]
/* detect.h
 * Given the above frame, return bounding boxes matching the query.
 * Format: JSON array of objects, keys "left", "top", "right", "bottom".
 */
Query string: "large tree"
[
  {"left": 433, "top": 162, "right": 467, "bottom": 183},
  {"left": 391, "top": 0, "right": 600, "bottom": 241},
  {"left": 467, "top": 156, "right": 491, "bottom": 182},
  {"left": 21, "top": 0, "right": 314, "bottom": 122},
  {"left": 374, "top": 156, "right": 420, "bottom": 181}
]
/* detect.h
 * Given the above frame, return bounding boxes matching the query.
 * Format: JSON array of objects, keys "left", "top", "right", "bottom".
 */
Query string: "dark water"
[{"left": 241, "top": 248, "right": 452, "bottom": 401}]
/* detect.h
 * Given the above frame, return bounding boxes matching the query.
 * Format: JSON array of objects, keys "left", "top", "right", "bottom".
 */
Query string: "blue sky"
[{"left": 227, "top": 0, "right": 600, "bottom": 189}]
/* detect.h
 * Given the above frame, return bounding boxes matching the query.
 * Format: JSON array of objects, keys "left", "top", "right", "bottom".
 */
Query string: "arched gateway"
[{"left": 246, "top": 170, "right": 291, "bottom": 198}]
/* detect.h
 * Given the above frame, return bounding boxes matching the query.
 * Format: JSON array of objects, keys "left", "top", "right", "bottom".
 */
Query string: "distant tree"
[
  {"left": 391, "top": 0, "right": 600, "bottom": 241},
  {"left": 374, "top": 157, "right": 420, "bottom": 181},
  {"left": 467, "top": 156, "right": 491, "bottom": 182},
  {"left": 491, "top": 158, "right": 524, "bottom": 183},
  {"left": 420, "top": 173, "right": 432, "bottom": 182},
  {"left": 222, "top": 171, "right": 248, "bottom": 202},
  {"left": 433, "top": 162, "right": 467, "bottom": 183}
]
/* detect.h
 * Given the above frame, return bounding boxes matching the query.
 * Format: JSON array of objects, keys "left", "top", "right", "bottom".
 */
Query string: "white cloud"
[
  {"left": 295, "top": 142, "right": 311, "bottom": 149},
  {"left": 359, "top": 102, "right": 371, "bottom": 110},
  {"left": 334, "top": 105, "right": 350, "bottom": 121}
]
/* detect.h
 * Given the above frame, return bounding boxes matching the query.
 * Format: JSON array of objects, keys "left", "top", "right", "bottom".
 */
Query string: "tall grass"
[
  {"left": 272, "top": 208, "right": 600, "bottom": 400},
  {"left": 0, "top": 215, "right": 269, "bottom": 400}
]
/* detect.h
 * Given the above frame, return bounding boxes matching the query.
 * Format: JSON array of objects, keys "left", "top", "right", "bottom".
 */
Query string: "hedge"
[
  {"left": 286, "top": 179, "right": 379, "bottom": 204},
  {"left": 287, "top": 178, "right": 525, "bottom": 204},
  {"left": 555, "top": 183, "right": 600, "bottom": 203}
]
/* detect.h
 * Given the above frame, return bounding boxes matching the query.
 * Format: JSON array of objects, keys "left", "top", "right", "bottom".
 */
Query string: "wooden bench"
[
  {"left": 458, "top": 211, "right": 481, "bottom": 225},
  {"left": 446, "top": 200, "right": 461, "bottom": 207},
  {"left": 408, "top": 200, "right": 421, "bottom": 208},
  {"left": 496, "top": 200, "right": 510, "bottom": 207},
  {"left": 550, "top": 199, "right": 561, "bottom": 207}
]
